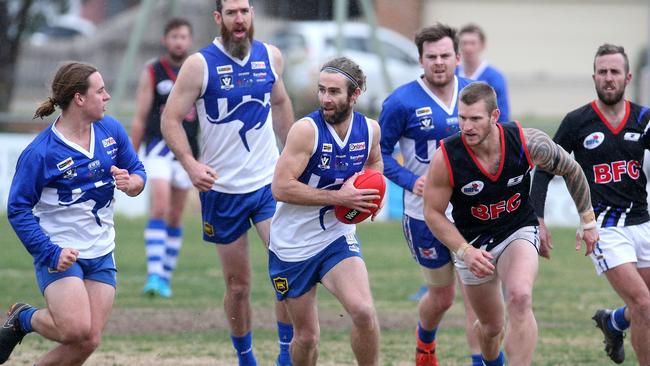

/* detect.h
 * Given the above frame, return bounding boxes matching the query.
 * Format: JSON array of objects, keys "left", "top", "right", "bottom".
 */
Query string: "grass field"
[{"left": 0, "top": 213, "right": 637, "bottom": 365}]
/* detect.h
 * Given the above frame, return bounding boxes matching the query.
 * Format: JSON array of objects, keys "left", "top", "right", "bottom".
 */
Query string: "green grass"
[{"left": 0, "top": 214, "right": 637, "bottom": 365}]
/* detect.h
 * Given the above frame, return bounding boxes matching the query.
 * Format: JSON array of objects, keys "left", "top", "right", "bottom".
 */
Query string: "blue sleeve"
[
  {"left": 492, "top": 71, "right": 510, "bottom": 122},
  {"left": 7, "top": 147, "right": 62, "bottom": 268},
  {"left": 378, "top": 95, "right": 419, "bottom": 191},
  {"left": 111, "top": 117, "right": 147, "bottom": 183}
]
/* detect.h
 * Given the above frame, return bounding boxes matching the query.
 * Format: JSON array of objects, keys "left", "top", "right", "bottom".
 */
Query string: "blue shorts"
[
  {"left": 199, "top": 184, "right": 276, "bottom": 244},
  {"left": 403, "top": 215, "right": 451, "bottom": 269},
  {"left": 269, "top": 234, "right": 363, "bottom": 300},
  {"left": 35, "top": 251, "right": 117, "bottom": 294}
]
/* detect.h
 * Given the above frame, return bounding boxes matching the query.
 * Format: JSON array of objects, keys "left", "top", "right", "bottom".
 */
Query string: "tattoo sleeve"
[{"left": 525, "top": 128, "right": 593, "bottom": 215}]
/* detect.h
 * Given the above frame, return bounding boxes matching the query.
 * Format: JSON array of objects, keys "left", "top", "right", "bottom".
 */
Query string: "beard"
[
  {"left": 596, "top": 88, "right": 625, "bottom": 106},
  {"left": 168, "top": 50, "right": 187, "bottom": 64},
  {"left": 321, "top": 99, "right": 352, "bottom": 126},
  {"left": 221, "top": 21, "right": 254, "bottom": 60}
]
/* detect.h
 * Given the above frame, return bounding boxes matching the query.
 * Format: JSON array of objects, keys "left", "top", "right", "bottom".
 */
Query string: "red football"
[{"left": 335, "top": 168, "right": 386, "bottom": 224}]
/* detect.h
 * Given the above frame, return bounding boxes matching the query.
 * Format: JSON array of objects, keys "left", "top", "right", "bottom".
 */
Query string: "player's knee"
[
  {"left": 348, "top": 302, "right": 378, "bottom": 329},
  {"left": 480, "top": 321, "right": 505, "bottom": 339},
  {"left": 629, "top": 298, "right": 650, "bottom": 323},
  {"left": 77, "top": 332, "right": 102, "bottom": 355},
  {"left": 293, "top": 329, "right": 320, "bottom": 351},
  {"left": 506, "top": 288, "right": 533, "bottom": 315},
  {"left": 59, "top": 323, "right": 92, "bottom": 345},
  {"left": 225, "top": 277, "right": 251, "bottom": 301},
  {"left": 423, "top": 284, "right": 455, "bottom": 312}
]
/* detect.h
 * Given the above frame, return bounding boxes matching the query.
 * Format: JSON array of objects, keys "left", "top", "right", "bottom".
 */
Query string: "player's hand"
[
  {"left": 187, "top": 160, "right": 218, "bottom": 192},
  {"left": 338, "top": 172, "right": 380, "bottom": 212},
  {"left": 370, "top": 196, "right": 385, "bottom": 222},
  {"left": 538, "top": 217, "right": 553, "bottom": 259},
  {"left": 576, "top": 224, "right": 599, "bottom": 256},
  {"left": 111, "top": 166, "right": 131, "bottom": 192},
  {"left": 412, "top": 175, "right": 426, "bottom": 196},
  {"left": 57, "top": 248, "right": 79, "bottom": 272},
  {"left": 463, "top": 247, "right": 495, "bottom": 278}
]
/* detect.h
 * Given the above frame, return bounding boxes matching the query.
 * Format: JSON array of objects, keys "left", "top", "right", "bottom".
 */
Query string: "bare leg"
[
  {"left": 605, "top": 264, "right": 650, "bottom": 364},
  {"left": 34, "top": 279, "right": 114, "bottom": 366},
  {"left": 497, "top": 240, "right": 539, "bottom": 366},
  {"left": 322, "top": 257, "right": 380, "bottom": 366},
  {"left": 216, "top": 235, "right": 252, "bottom": 336},
  {"left": 284, "top": 286, "right": 319, "bottom": 366},
  {"left": 464, "top": 279, "right": 505, "bottom": 362}
]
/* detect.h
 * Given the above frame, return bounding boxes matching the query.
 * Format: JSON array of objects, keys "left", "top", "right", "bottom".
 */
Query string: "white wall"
[
  {"left": 423, "top": 0, "right": 649, "bottom": 117},
  {"left": 0, "top": 133, "right": 148, "bottom": 217}
]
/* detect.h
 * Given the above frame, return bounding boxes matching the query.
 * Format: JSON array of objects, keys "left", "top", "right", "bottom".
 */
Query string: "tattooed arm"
[{"left": 524, "top": 128, "right": 599, "bottom": 255}]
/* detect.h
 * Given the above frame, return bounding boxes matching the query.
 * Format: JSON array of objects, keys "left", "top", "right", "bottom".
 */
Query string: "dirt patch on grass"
[{"left": 104, "top": 306, "right": 438, "bottom": 335}]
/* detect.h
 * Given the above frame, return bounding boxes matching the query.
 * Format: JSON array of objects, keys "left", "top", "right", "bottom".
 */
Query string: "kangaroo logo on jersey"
[
  {"left": 584, "top": 132, "right": 605, "bottom": 149},
  {"left": 461, "top": 180, "right": 484, "bottom": 196},
  {"left": 57, "top": 180, "right": 114, "bottom": 226},
  {"left": 220, "top": 75, "right": 234, "bottom": 90},
  {"left": 205, "top": 93, "right": 272, "bottom": 152}
]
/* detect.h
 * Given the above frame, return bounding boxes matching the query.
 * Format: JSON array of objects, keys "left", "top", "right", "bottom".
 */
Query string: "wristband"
[{"left": 455, "top": 242, "right": 472, "bottom": 261}]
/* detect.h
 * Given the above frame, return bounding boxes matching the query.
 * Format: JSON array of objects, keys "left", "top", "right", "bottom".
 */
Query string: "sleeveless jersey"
[
  {"left": 270, "top": 110, "right": 373, "bottom": 262},
  {"left": 456, "top": 61, "right": 510, "bottom": 122},
  {"left": 7, "top": 116, "right": 146, "bottom": 268},
  {"left": 144, "top": 57, "right": 199, "bottom": 158},
  {"left": 380, "top": 76, "right": 473, "bottom": 220},
  {"left": 553, "top": 100, "right": 650, "bottom": 227},
  {"left": 196, "top": 39, "right": 279, "bottom": 194},
  {"left": 441, "top": 122, "right": 538, "bottom": 251}
]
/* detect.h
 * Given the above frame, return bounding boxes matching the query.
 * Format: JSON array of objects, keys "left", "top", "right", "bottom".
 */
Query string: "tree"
[{"left": 0, "top": 0, "right": 68, "bottom": 112}]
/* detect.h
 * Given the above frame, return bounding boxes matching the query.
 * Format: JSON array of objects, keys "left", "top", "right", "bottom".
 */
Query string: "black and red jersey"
[
  {"left": 441, "top": 121, "right": 538, "bottom": 250},
  {"left": 553, "top": 100, "right": 650, "bottom": 227},
  {"left": 144, "top": 57, "right": 199, "bottom": 157}
]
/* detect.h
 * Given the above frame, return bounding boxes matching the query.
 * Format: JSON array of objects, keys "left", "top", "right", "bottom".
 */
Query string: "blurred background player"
[
  {"left": 161, "top": 0, "right": 295, "bottom": 364},
  {"left": 269, "top": 56, "right": 382, "bottom": 366},
  {"left": 457, "top": 23, "right": 510, "bottom": 122},
  {"left": 531, "top": 44, "right": 650, "bottom": 365},
  {"left": 379, "top": 23, "right": 480, "bottom": 365},
  {"left": 1, "top": 62, "right": 145, "bottom": 365},
  {"left": 425, "top": 82, "right": 598, "bottom": 366},
  {"left": 130, "top": 18, "right": 197, "bottom": 299}
]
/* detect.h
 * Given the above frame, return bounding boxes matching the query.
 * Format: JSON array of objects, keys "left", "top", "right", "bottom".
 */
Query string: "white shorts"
[
  {"left": 591, "top": 221, "right": 650, "bottom": 275},
  {"left": 144, "top": 155, "right": 192, "bottom": 190},
  {"left": 455, "top": 226, "right": 540, "bottom": 285}
]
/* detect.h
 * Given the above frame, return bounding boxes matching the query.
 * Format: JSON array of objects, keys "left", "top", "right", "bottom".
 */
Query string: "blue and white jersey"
[
  {"left": 380, "top": 76, "right": 472, "bottom": 220},
  {"left": 7, "top": 116, "right": 146, "bottom": 269},
  {"left": 457, "top": 61, "right": 510, "bottom": 122},
  {"left": 196, "top": 39, "right": 279, "bottom": 194},
  {"left": 270, "top": 110, "right": 373, "bottom": 262}
]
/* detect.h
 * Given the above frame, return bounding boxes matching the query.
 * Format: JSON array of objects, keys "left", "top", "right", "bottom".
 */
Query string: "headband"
[{"left": 321, "top": 66, "right": 360, "bottom": 90}]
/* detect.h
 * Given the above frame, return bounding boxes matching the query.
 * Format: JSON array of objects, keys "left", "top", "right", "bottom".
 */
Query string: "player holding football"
[
  {"left": 269, "top": 57, "right": 383, "bottom": 366},
  {"left": 425, "top": 82, "right": 598, "bottom": 366},
  {"left": 531, "top": 44, "right": 650, "bottom": 365}
]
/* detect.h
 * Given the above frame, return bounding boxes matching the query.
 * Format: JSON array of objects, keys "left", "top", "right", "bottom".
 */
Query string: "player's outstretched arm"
[
  {"left": 423, "top": 147, "right": 494, "bottom": 278},
  {"left": 272, "top": 119, "right": 379, "bottom": 210},
  {"left": 524, "top": 128, "right": 599, "bottom": 255}
]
